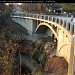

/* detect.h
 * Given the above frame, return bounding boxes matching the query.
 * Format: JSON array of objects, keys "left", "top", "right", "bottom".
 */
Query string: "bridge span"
[{"left": 11, "top": 13, "right": 75, "bottom": 75}]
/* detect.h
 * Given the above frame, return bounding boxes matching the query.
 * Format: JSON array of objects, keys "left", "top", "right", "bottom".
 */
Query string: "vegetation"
[
  {"left": 0, "top": 3, "right": 13, "bottom": 13},
  {"left": 20, "top": 3, "right": 75, "bottom": 14},
  {"left": 61, "top": 3, "right": 75, "bottom": 12},
  {"left": 0, "top": 38, "right": 16, "bottom": 75},
  {"left": 20, "top": 3, "right": 47, "bottom": 14}
]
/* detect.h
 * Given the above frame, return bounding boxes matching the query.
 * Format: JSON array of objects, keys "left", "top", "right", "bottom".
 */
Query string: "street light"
[
  {"left": 17, "top": 3, "right": 22, "bottom": 5},
  {"left": 5, "top": 3, "right": 9, "bottom": 5},
  {"left": 49, "top": 9, "right": 52, "bottom": 12},
  {"left": 54, "top": 10, "right": 55, "bottom": 12}
]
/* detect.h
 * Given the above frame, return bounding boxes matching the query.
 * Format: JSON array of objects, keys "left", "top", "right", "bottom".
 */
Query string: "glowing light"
[
  {"left": 17, "top": 3, "right": 22, "bottom": 5},
  {"left": 5, "top": 3, "right": 9, "bottom": 5}
]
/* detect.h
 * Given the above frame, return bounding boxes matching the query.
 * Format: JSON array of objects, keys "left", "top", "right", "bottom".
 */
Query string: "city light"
[
  {"left": 49, "top": 9, "right": 52, "bottom": 12},
  {"left": 17, "top": 3, "right": 22, "bottom": 5},
  {"left": 5, "top": 3, "right": 9, "bottom": 5}
]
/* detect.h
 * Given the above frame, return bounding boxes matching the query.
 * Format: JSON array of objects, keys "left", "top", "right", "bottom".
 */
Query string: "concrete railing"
[{"left": 11, "top": 13, "right": 75, "bottom": 35}]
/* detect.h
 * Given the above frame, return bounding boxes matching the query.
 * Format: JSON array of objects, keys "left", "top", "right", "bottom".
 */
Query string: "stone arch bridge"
[{"left": 11, "top": 13, "right": 75, "bottom": 75}]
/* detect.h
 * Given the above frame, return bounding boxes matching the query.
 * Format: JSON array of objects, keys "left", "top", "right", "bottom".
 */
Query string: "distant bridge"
[{"left": 11, "top": 12, "right": 75, "bottom": 75}]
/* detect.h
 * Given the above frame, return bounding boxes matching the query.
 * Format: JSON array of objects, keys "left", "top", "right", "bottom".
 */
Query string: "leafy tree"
[
  {"left": 0, "top": 3, "right": 13, "bottom": 13},
  {"left": 0, "top": 3, "right": 6, "bottom": 11},
  {"left": 20, "top": 3, "right": 44, "bottom": 13},
  {"left": 61, "top": 3, "right": 75, "bottom": 12}
]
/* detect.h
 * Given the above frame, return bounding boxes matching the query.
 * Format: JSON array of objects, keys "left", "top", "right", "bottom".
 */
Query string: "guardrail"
[{"left": 11, "top": 13, "right": 75, "bottom": 35}]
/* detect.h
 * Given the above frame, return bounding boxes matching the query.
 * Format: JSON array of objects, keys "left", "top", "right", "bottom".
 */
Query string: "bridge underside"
[
  {"left": 36, "top": 25, "right": 49, "bottom": 33},
  {"left": 35, "top": 23, "right": 58, "bottom": 39}
]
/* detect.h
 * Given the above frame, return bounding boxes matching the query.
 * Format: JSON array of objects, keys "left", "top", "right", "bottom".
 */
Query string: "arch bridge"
[{"left": 11, "top": 13, "right": 75, "bottom": 75}]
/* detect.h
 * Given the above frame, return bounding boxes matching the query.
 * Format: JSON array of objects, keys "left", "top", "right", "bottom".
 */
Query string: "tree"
[
  {"left": 0, "top": 3, "right": 13, "bottom": 13},
  {"left": 61, "top": 3, "right": 75, "bottom": 12},
  {"left": 37, "top": 3, "right": 42, "bottom": 13}
]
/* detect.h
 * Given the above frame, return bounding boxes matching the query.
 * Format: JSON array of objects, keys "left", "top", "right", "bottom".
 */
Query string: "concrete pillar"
[
  {"left": 12, "top": 17, "right": 38, "bottom": 36},
  {"left": 32, "top": 20, "right": 37, "bottom": 34},
  {"left": 70, "top": 23, "right": 73, "bottom": 35},
  {"left": 59, "top": 18, "right": 61, "bottom": 25},
  {"left": 57, "top": 29, "right": 64, "bottom": 55},
  {"left": 12, "top": 18, "right": 33, "bottom": 35},
  {"left": 66, "top": 21, "right": 68, "bottom": 30},
  {"left": 55, "top": 18, "right": 57, "bottom": 23},
  {"left": 26, "top": 19, "right": 33, "bottom": 36},
  {"left": 72, "top": 35, "right": 75, "bottom": 74},
  {"left": 57, "top": 29, "right": 74, "bottom": 75},
  {"left": 51, "top": 17, "right": 53, "bottom": 21},
  {"left": 48, "top": 16, "right": 50, "bottom": 21},
  {"left": 44, "top": 15, "right": 46, "bottom": 20},
  {"left": 62, "top": 19, "right": 65, "bottom": 27},
  {"left": 68, "top": 35, "right": 74, "bottom": 75}
]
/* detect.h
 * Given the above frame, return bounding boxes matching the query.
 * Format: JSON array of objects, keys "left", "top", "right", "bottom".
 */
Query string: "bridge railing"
[{"left": 11, "top": 13, "right": 75, "bottom": 35}]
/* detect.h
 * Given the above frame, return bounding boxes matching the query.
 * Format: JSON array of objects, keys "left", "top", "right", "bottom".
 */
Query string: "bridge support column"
[
  {"left": 12, "top": 18, "right": 37, "bottom": 36},
  {"left": 32, "top": 20, "right": 37, "bottom": 35},
  {"left": 73, "top": 35, "right": 75, "bottom": 74},
  {"left": 25, "top": 19, "right": 37, "bottom": 35},
  {"left": 25, "top": 19, "right": 33, "bottom": 35},
  {"left": 57, "top": 29, "right": 74, "bottom": 75}
]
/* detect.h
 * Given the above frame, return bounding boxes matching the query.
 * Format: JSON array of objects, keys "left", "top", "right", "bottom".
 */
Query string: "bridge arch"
[
  {"left": 35, "top": 22, "right": 74, "bottom": 75},
  {"left": 35, "top": 23, "right": 58, "bottom": 40}
]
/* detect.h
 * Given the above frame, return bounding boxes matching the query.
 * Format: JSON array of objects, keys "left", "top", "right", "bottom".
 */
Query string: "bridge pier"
[
  {"left": 12, "top": 18, "right": 37, "bottom": 36},
  {"left": 57, "top": 29, "right": 74, "bottom": 75},
  {"left": 73, "top": 35, "right": 75, "bottom": 74},
  {"left": 32, "top": 20, "right": 37, "bottom": 35}
]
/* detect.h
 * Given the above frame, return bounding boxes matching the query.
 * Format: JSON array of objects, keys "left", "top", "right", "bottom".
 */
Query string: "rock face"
[
  {"left": 21, "top": 55, "right": 39, "bottom": 72},
  {"left": 34, "top": 38, "right": 46, "bottom": 47},
  {"left": 33, "top": 55, "right": 68, "bottom": 75},
  {"left": 32, "top": 38, "right": 68, "bottom": 75},
  {"left": 17, "top": 40, "right": 34, "bottom": 56},
  {"left": 43, "top": 55, "right": 68, "bottom": 75},
  {"left": 0, "top": 40, "right": 5, "bottom": 49},
  {"left": 44, "top": 42, "right": 56, "bottom": 58},
  {"left": 0, "top": 28, "right": 28, "bottom": 42},
  {"left": 50, "top": 56, "right": 68, "bottom": 75}
]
